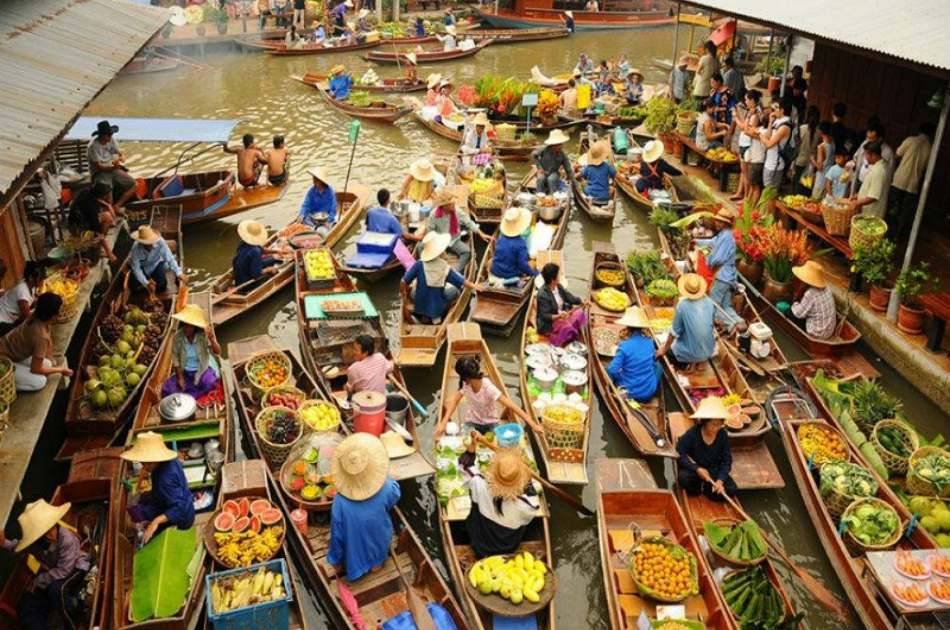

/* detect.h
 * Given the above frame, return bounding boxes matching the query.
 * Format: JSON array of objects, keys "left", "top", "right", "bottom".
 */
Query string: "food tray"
[
  {"left": 202, "top": 497, "right": 286, "bottom": 569},
  {"left": 463, "top": 557, "right": 557, "bottom": 616}
]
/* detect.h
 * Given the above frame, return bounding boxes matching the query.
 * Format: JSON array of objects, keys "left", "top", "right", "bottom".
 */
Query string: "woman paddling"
[{"left": 676, "top": 396, "right": 737, "bottom": 500}]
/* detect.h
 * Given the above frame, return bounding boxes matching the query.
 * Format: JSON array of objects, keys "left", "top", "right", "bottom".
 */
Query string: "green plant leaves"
[{"left": 131, "top": 525, "right": 200, "bottom": 622}]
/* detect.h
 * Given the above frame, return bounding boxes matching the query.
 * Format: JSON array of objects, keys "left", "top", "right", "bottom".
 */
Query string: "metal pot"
[
  {"left": 532, "top": 367, "right": 559, "bottom": 391},
  {"left": 561, "top": 370, "right": 588, "bottom": 395},
  {"left": 564, "top": 341, "right": 588, "bottom": 357},
  {"left": 560, "top": 352, "right": 588, "bottom": 372},
  {"left": 538, "top": 203, "right": 562, "bottom": 222},
  {"left": 526, "top": 354, "right": 553, "bottom": 371},
  {"left": 514, "top": 192, "right": 536, "bottom": 208},
  {"left": 159, "top": 393, "right": 196, "bottom": 423}
]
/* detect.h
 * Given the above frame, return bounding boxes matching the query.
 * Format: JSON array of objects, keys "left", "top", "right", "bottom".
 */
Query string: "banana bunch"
[
  {"left": 213, "top": 527, "right": 284, "bottom": 568},
  {"left": 594, "top": 288, "right": 631, "bottom": 312},
  {"left": 468, "top": 551, "right": 547, "bottom": 605},
  {"left": 43, "top": 274, "right": 79, "bottom": 299},
  {"left": 210, "top": 566, "right": 286, "bottom": 613},
  {"left": 706, "top": 147, "right": 738, "bottom": 162}
]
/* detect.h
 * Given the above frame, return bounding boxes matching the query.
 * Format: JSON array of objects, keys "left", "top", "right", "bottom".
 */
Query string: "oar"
[
  {"left": 387, "top": 374, "right": 428, "bottom": 418},
  {"left": 389, "top": 545, "right": 436, "bottom": 630},
  {"left": 474, "top": 434, "right": 595, "bottom": 517}
]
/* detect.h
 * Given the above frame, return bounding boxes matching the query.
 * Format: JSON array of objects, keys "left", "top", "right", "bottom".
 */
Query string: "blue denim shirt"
[
  {"left": 403, "top": 261, "right": 465, "bottom": 320},
  {"left": 696, "top": 229, "right": 737, "bottom": 286},
  {"left": 327, "top": 478, "right": 400, "bottom": 581},
  {"left": 490, "top": 235, "right": 536, "bottom": 279},
  {"left": 298, "top": 184, "right": 337, "bottom": 226},
  {"left": 581, "top": 162, "right": 616, "bottom": 202},
  {"left": 671, "top": 297, "right": 716, "bottom": 363},
  {"left": 607, "top": 334, "right": 659, "bottom": 402},
  {"left": 130, "top": 239, "right": 182, "bottom": 287}
]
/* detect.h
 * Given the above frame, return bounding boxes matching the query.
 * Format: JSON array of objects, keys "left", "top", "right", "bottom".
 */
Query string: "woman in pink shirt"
[
  {"left": 345, "top": 335, "right": 393, "bottom": 395},
  {"left": 434, "top": 357, "right": 542, "bottom": 438}
]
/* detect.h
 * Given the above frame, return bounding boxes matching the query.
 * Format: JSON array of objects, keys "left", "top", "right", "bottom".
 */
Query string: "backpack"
[{"left": 776, "top": 120, "right": 796, "bottom": 167}]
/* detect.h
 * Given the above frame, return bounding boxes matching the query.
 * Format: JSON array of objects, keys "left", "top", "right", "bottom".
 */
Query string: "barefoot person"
[
  {"left": 223, "top": 134, "right": 267, "bottom": 188},
  {"left": 265, "top": 135, "right": 290, "bottom": 186},
  {"left": 161, "top": 304, "right": 221, "bottom": 398}
]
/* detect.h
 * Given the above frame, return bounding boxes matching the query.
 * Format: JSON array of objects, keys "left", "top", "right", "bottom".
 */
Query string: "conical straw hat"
[
  {"left": 331, "top": 433, "right": 390, "bottom": 500},
  {"left": 237, "top": 219, "right": 269, "bottom": 246},
  {"left": 692, "top": 396, "right": 729, "bottom": 420},
  {"left": 16, "top": 499, "right": 70, "bottom": 552},
  {"left": 172, "top": 304, "right": 208, "bottom": 329},
  {"left": 121, "top": 431, "right": 178, "bottom": 463}
]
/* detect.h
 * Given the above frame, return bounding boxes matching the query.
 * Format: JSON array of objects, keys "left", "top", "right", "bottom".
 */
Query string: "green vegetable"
[
  {"left": 626, "top": 250, "right": 669, "bottom": 287},
  {"left": 819, "top": 460, "right": 879, "bottom": 501},
  {"left": 842, "top": 499, "right": 900, "bottom": 545},
  {"left": 643, "top": 97, "right": 678, "bottom": 134},
  {"left": 131, "top": 526, "right": 200, "bottom": 622},
  {"left": 649, "top": 205, "right": 680, "bottom": 233},
  {"left": 844, "top": 379, "right": 902, "bottom": 434},
  {"left": 722, "top": 567, "right": 788, "bottom": 627},
  {"left": 646, "top": 278, "right": 679, "bottom": 301},
  {"left": 704, "top": 520, "right": 767, "bottom": 562},
  {"left": 911, "top": 453, "right": 950, "bottom": 492}
]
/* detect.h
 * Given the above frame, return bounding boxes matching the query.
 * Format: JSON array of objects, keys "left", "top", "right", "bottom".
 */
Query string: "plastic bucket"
[
  {"left": 352, "top": 391, "right": 387, "bottom": 436},
  {"left": 386, "top": 394, "right": 409, "bottom": 427}
]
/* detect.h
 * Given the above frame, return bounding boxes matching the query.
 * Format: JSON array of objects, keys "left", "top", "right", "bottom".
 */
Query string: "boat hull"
[{"left": 477, "top": 8, "right": 673, "bottom": 31}]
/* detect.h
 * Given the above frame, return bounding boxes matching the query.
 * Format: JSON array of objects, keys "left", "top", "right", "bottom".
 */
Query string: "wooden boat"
[
  {"left": 122, "top": 54, "right": 180, "bottom": 74},
  {"left": 111, "top": 291, "right": 233, "bottom": 630},
  {"left": 298, "top": 70, "right": 425, "bottom": 93},
  {"left": 293, "top": 73, "right": 412, "bottom": 123},
  {"left": 585, "top": 243, "right": 677, "bottom": 459},
  {"left": 519, "top": 250, "right": 594, "bottom": 484},
  {"left": 466, "top": 26, "right": 569, "bottom": 43},
  {"left": 57, "top": 206, "right": 187, "bottom": 461},
  {"left": 613, "top": 134, "right": 687, "bottom": 214},
  {"left": 208, "top": 188, "right": 369, "bottom": 327},
  {"left": 476, "top": 5, "right": 673, "bottom": 31},
  {"left": 570, "top": 153, "right": 616, "bottom": 223},
  {"left": 456, "top": 157, "right": 509, "bottom": 226},
  {"left": 413, "top": 108, "right": 542, "bottom": 161},
  {"left": 226, "top": 337, "right": 466, "bottom": 629},
  {"left": 365, "top": 39, "right": 492, "bottom": 64},
  {"left": 438, "top": 323, "right": 555, "bottom": 629},
  {"left": 266, "top": 38, "right": 381, "bottom": 56},
  {"left": 594, "top": 458, "right": 735, "bottom": 630}
]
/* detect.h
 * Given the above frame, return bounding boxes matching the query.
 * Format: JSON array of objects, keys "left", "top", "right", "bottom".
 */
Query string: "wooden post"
[
  {"left": 671, "top": 2, "right": 680, "bottom": 65},
  {"left": 393, "top": 0, "right": 400, "bottom": 23},
  {"left": 779, "top": 34, "right": 792, "bottom": 97},
  {"left": 376, "top": 0, "right": 382, "bottom": 23}
]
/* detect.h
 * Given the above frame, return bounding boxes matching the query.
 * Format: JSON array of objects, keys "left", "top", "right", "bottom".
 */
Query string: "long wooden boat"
[
  {"left": 111, "top": 291, "right": 233, "bottom": 630},
  {"left": 613, "top": 135, "right": 685, "bottom": 214},
  {"left": 594, "top": 458, "right": 736, "bottom": 630},
  {"left": 226, "top": 336, "right": 466, "bottom": 629},
  {"left": 438, "top": 323, "right": 555, "bottom": 629},
  {"left": 266, "top": 38, "right": 381, "bottom": 56},
  {"left": 413, "top": 108, "right": 542, "bottom": 161},
  {"left": 572, "top": 135, "right": 617, "bottom": 223},
  {"left": 298, "top": 70, "right": 426, "bottom": 93},
  {"left": 209, "top": 187, "right": 369, "bottom": 328},
  {"left": 466, "top": 26, "right": 569, "bottom": 42},
  {"left": 476, "top": 6, "right": 673, "bottom": 31},
  {"left": 293, "top": 73, "right": 412, "bottom": 123},
  {"left": 57, "top": 206, "right": 187, "bottom": 461},
  {"left": 585, "top": 242, "right": 677, "bottom": 459},
  {"left": 519, "top": 250, "right": 595, "bottom": 483},
  {"left": 457, "top": 158, "right": 509, "bottom": 226},
  {"left": 365, "top": 39, "right": 492, "bottom": 64}
]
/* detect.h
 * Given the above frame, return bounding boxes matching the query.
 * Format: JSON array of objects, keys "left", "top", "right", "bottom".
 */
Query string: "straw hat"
[
  {"left": 692, "top": 396, "right": 729, "bottom": 420},
  {"left": 792, "top": 260, "right": 827, "bottom": 288},
  {"left": 331, "top": 433, "right": 390, "bottom": 501},
  {"left": 677, "top": 273, "right": 707, "bottom": 300},
  {"left": 439, "top": 78, "right": 453, "bottom": 89},
  {"left": 307, "top": 166, "right": 330, "bottom": 185},
  {"left": 358, "top": 8, "right": 369, "bottom": 18},
  {"left": 121, "top": 431, "right": 178, "bottom": 463},
  {"left": 431, "top": 186, "right": 457, "bottom": 208},
  {"left": 586, "top": 139, "right": 610, "bottom": 166},
  {"left": 346, "top": 21, "right": 356, "bottom": 30},
  {"left": 486, "top": 448, "right": 532, "bottom": 501},
  {"left": 445, "top": 25, "right": 456, "bottom": 35},
  {"left": 626, "top": 67, "right": 644, "bottom": 80},
  {"left": 710, "top": 206, "right": 736, "bottom": 225},
  {"left": 544, "top": 129, "right": 570, "bottom": 146},
  {"left": 131, "top": 226, "right": 160, "bottom": 245},
  {"left": 472, "top": 111, "right": 491, "bottom": 127},
  {"left": 420, "top": 232, "right": 452, "bottom": 262},
  {"left": 172, "top": 303, "right": 208, "bottom": 329},
  {"left": 237, "top": 219, "right": 269, "bottom": 246},
  {"left": 405, "top": 52, "right": 417, "bottom": 66},
  {"left": 678, "top": 54, "right": 690, "bottom": 66},
  {"left": 15, "top": 499, "right": 70, "bottom": 552},
  {"left": 616, "top": 306, "right": 650, "bottom": 329},
  {"left": 564, "top": 10, "right": 574, "bottom": 18},
  {"left": 380, "top": 431, "right": 415, "bottom": 459},
  {"left": 408, "top": 158, "right": 436, "bottom": 182},
  {"left": 642, "top": 140, "right": 664, "bottom": 164},
  {"left": 330, "top": 64, "right": 345, "bottom": 76},
  {"left": 426, "top": 73, "right": 442, "bottom": 89},
  {"left": 500, "top": 207, "right": 532, "bottom": 238}
]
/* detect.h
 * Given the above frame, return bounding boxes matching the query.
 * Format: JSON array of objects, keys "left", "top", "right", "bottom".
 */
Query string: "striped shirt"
[{"left": 791, "top": 287, "right": 836, "bottom": 339}]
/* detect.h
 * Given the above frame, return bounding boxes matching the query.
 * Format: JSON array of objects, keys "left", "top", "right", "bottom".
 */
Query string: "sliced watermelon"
[
  {"left": 260, "top": 508, "right": 283, "bottom": 526},
  {"left": 250, "top": 499, "right": 271, "bottom": 516},
  {"left": 249, "top": 515, "right": 262, "bottom": 534},
  {"left": 214, "top": 511, "right": 235, "bottom": 532},
  {"left": 222, "top": 499, "right": 240, "bottom": 518},
  {"left": 238, "top": 497, "right": 250, "bottom": 518},
  {"left": 232, "top": 516, "right": 250, "bottom": 533}
]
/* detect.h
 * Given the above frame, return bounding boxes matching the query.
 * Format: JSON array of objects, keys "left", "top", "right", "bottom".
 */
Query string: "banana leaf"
[{"left": 131, "top": 526, "right": 200, "bottom": 622}]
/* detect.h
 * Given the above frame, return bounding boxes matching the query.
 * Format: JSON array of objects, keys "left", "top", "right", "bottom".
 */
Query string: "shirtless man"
[
  {"left": 264, "top": 135, "right": 290, "bottom": 186},
  {"left": 223, "top": 134, "right": 267, "bottom": 188}
]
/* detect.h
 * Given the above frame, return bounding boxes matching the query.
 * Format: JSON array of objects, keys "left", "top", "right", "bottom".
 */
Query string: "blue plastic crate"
[
  {"left": 356, "top": 231, "right": 398, "bottom": 255},
  {"left": 205, "top": 558, "right": 293, "bottom": 630}
]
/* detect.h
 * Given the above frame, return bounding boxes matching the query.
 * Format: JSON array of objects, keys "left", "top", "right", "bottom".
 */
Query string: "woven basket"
[
  {"left": 245, "top": 351, "right": 293, "bottom": 399},
  {"left": 0, "top": 357, "right": 15, "bottom": 406},
  {"left": 819, "top": 461, "right": 879, "bottom": 519},
  {"left": 298, "top": 399, "right": 341, "bottom": 433},
  {"left": 907, "top": 446, "right": 950, "bottom": 498},
  {"left": 629, "top": 536, "right": 699, "bottom": 603},
  {"left": 799, "top": 203, "right": 824, "bottom": 226},
  {"left": 255, "top": 406, "right": 302, "bottom": 467},
  {"left": 821, "top": 201, "right": 858, "bottom": 236},
  {"left": 262, "top": 385, "right": 306, "bottom": 410},
  {"left": 541, "top": 404, "right": 585, "bottom": 453},
  {"left": 848, "top": 215, "right": 888, "bottom": 252},
  {"left": 0, "top": 401, "right": 9, "bottom": 440},
  {"left": 705, "top": 517, "right": 767, "bottom": 567},
  {"left": 841, "top": 497, "right": 903, "bottom": 555},
  {"left": 594, "top": 263, "right": 626, "bottom": 288},
  {"left": 796, "top": 421, "right": 851, "bottom": 465},
  {"left": 871, "top": 419, "right": 919, "bottom": 475}
]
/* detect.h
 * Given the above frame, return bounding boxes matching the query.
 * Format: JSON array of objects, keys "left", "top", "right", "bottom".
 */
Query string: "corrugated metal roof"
[
  {"left": 0, "top": 0, "right": 169, "bottom": 200},
  {"left": 685, "top": 0, "right": 950, "bottom": 74}
]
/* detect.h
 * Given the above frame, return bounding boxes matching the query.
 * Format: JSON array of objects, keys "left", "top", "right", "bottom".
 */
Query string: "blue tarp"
[{"left": 65, "top": 117, "right": 239, "bottom": 143}]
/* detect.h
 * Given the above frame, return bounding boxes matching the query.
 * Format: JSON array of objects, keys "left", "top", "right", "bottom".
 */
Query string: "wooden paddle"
[
  {"left": 389, "top": 546, "right": 436, "bottom": 630},
  {"left": 387, "top": 375, "right": 428, "bottom": 419},
  {"left": 474, "top": 434, "right": 595, "bottom": 517}
]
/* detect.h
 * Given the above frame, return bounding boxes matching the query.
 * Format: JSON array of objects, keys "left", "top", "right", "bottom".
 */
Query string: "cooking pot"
[
  {"left": 159, "top": 393, "right": 196, "bottom": 423},
  {"left": 560, "top": 352, "right": 587, "bottom": 372},
  {"left": 526, "top": 354, "right": 553, "bottom": 371},
  {"left": 561, "top": 370, "right": 588, "bottom": 395},
  {"left": 532, "top": 367, "right": 559, "bottom": 391},
  {"left": 564, "top": 341, "right": 588, "bottom": 357}
]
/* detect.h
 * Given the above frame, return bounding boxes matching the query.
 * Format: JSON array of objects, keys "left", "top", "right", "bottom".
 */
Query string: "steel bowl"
[
  {"left": 538, "top": 203, "right": 562, "bottom": 222},
  {"left": 159, "top": 393, "right": 196, "bottom": 423},
  {"left": 532, "top": 367, "right": 559, "bottom": 391},
  {"left": 526, "top": 354, "right": 553, "bottom": 371},
  {"left": 560, "top": 352, "right": 588, "bottom": 372}
]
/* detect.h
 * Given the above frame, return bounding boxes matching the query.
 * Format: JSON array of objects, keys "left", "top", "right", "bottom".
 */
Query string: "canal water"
[{"left": 76, "top": 28, "right": 948, "bottom": 628}]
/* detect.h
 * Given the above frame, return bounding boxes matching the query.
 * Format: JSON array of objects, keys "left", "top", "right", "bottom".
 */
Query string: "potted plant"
[
  {"left": 675, "top": 97, "right": 699, "bottom": 135},
  {"left": 761, "top": 225, "right": 811, "bottom": 303},
  {"left": 852, "top": 238, "right": 896, "bottom": 312},
  {"left": 643, "top": 97, "right": 678, "bottom": 148},
  {"left": 894, "top": 262, "right": 935, "bottom": 335},
  {"left": 756, "top": 51, "right": 786, "bottom": 92},
  {"left": 536, "top": 89, "right": 560, "bottom": 127},
  {"left": 733, "top": 189, "right": 776, "bottom": 286}
]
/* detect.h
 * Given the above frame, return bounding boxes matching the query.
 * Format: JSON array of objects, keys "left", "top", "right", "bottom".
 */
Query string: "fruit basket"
[
  {"left": 262, "top": 385, "right": 306, "bottom": 411},
  {"left": 594, "top": 287, "right": 631, "bottom": 313},
  {"left": 799, "top": 200, "right": 824, "bottom": 225},
  {"left": 255, "top": 406, "right": 302, "bottom": 466},
  {"left": 245, "top": 351, "right": 292, "bottom": 398},
  {"left": 594, "top": 264, "right": 626, "bottom": 288},
  {"left": 871, "top": 419, "right": 919, "bottom": 475},
  {"left": 302, "top": 248, "right": 337, "bottom": 289},
  {"left": 42, "top": 272, "right": 80, "bottom": 323},
  {"left": 796, "top": 421, "right": 850, "bottom": 465},
  {"left": 0, "top": 357, "right": 15, "bottom": 406},
  {"left": 205, "top": 559, "right": 293, "bottom": 628},
  {"left": 907, "top": 446, "right": 950, "bottom": 498},
  {"left": 629, "top": 536, "right": 699, "bottom": 603},
  {"left": 299, "top": 400, "right": 341, "bottom": 433},
  {"left": 840, "top": 496, "right": 902, "bottom": 553},
  {"left": 849, "top": 215, "right": 888, "bottom": 252},
  {"left": 821, "top": 198, "right": 858, "bottom": 236},
  {"left": 819, "top": 460, "right": 879, "bottom": 519},
  {"left": 541, "top": 404, "right": 585, "bottom": 452},
  {"left": 203, "top": 497, "right": 286, "bottom": 568},
  {"left": 703, "top": 517, "right": 768, "bottom": 567},
  {"left": 463, "top": 551, "right": 557, "bottom": 616}
]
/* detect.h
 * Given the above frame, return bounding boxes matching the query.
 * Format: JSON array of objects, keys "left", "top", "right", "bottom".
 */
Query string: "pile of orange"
[
  {"left": 251, "top": 359, "right": 289, "bottom": 389},
  {"left": 631, "top": 540, "right": 697, "bottom": 602}
]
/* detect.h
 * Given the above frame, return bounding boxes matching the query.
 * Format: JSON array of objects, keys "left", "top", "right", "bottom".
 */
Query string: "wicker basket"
[
  {"left": 255, "top": 406, "right": 303, "bottom": 467},
  {"left": 796, "top": 421, "right": 851, "bottom": 465},
  {"left": 841, "top": 497, "right": 903, "bottom": 555},
  {"left": 595, "top": 263, "right": 626, "bottom": 288},
  {"left": 848, "top": 215, "right": 888, "bottom": 252},
  {"left": 541, "top": 404, "right": 585, "bottom": 455},
  {"left": 675, "top": 112, "right": 697, "bottom": 136},
  {"left": 298, "top": 399, "right": 341, "bottom": 433},
  {"left": 262, "top": 385, "right": 306, "bottom": 410},
  {"left": 202, "top": 497, "right": 286, "bottom": 568},
  {"left": 0, "top": 401, "right": 9, "bottom": 443},
  {"left": 819, "top": 460, "right": 879, "bottom": 519},
  {"left": 907, "top": 446, "right": 950, "bottom": 498},
  {"left": 629, "top": 536, "right": 700, "bottom": 603},
  {"left": 871, "top": 419, "right": 919, "bottom": 475},
  {"left": 42, "top": 274, "right": 81, "bottom": 324},
  {"left": 705, "top": 517, "right": 767, "bottom": 567},
  {"left": 0, "top": 357, "right": 15, "bottom": 406},
  {"left": 245, "top": 351, "right": 293, "bottom": 399},
  {"left": 799, "top": 203, "right": 824, "bottom": 226},
  {"left": 821, "top": 201, "right": 858, "bottom": 236}
]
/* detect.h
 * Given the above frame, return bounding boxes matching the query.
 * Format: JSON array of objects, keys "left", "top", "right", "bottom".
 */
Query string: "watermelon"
[
  {"left": 232, "top": 516, "right": 250, "bottom": 533},
  {"left": 260, "top": 508, "right": 283, "bottom": 526},
  {"left": 223, "top": 499, "right": 240, "bottom": 518},
  {"left": 250, "top": 499, "right": 271, "bottom": 516},
  {"left": 249, "top": 515, "right": 262, "bottom": 534},
  {"left": 238, "top": 497, "right": 250, "bottom": 518},
  {"left": 213, "top": 512, "right": 234, "bottom": 532}
]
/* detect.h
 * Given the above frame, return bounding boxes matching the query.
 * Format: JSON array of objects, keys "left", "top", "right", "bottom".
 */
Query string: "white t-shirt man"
[{"left": 0, "top": 281, "right": 31, "bottom": 324}]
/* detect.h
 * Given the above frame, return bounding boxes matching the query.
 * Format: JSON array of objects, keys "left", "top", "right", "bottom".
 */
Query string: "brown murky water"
[{"left": 81, "top": 28, "right": 948, "bottom": 629}]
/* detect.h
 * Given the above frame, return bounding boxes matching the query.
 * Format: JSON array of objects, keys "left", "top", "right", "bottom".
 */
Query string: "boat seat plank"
[
  {"left": 389, "top": 453, "right": 436, "bottom": 481},
  {"left": 595, "top": 458, "right": 657, "bottom": 493},
  {"left": 613, "top": 570, "right": 637, "bottom": 594},
  {"left": 544, "top": 461, "right": 589, "bottom": 484}
]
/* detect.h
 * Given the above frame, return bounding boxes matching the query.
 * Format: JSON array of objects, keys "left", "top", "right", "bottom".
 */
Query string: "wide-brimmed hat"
[
  {"left": 92, "top": 120, "right": 118, "bottom": 136},
  {"left": 331, "top": 433, "right": 390, "bottom": 501},
  {"left": 358, "top": 8, "right": 369, "bottom": 18},
  {"left": 711, "top": 206, "right": 736, "bottom": 225},
  {"left": 692, "top": 396, "right": 729, "bottom": 420},
  {"left": 486, "top": 448, "right": 532, "bottom": 500},
  {"left": 408, "top": 158, "right": 436, "bottom": 182},
  {"left": 677, "top": 273, "right": 707, "bottom": 300},
  {"left": 642, "top": 140, "right": 664, "bottom": 163},
  {"left": 678, "top": 54, "right": 690, "bottom": 65},
  {"left": 626, "top": 67, "right": 644, "bottom": 80},
  {"left": 237, "top": 219, "right": 269, "bottom": 246},
  {"left": 426, "top": 73, "right": 442, "bottom": 89},
  {"left": 586, "top": 139, "right": 610, "bottom": 166},
  {"left": 131, "top": 226, "right": 160, "bottom": 245},
  {"left": 307, "top": 166, "right": 330, "bottom": 185},
  {"left": 430, "top": 186, "right": 457, "bottom": 208},
  {"left": 500, "top": 207, "right": 532, "bottom": 238},
  {"left": 420, "top": 232, "right": 452, "bottom": 262},
  {"left": 545, "top": 129, "right": 570, "bottom": 145},
  {"left": 472, "top": 111, "right": 491, "bottom": 127},
  {"left": 330, "top": 64, "right": 345, "bottom": 76},
  {"left": 445, "top": 25, "right": 456, "bottom": 35},
  {"left": 379, "top": 431, "right": 415, "bottom": 459},
  {"left": 15, "top": 499, "right": 70, "bottom": 552},
  {"left": 564, "top": 10, "right": 574, "bottom": 18},
  {"left": 439, "top": 78, "right": 453, "bottom": 89},
  {"left": 121, "top": 431, "right": 178, "bottom": 463},
  {"left": 405, "top": 52, "right": 417, "bottom": 65},
  {"left": 792, "top": 260, "right": 827, "bottom": 288},
  {"left": 172, "top": 304, "right": 208, "bottom": 329},
  {"left": 616, "top": 306, "right": 650, "bottom": 328}
]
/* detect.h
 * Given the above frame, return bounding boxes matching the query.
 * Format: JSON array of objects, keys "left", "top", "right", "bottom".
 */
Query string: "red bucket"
[{"left": 352, "top": 391, "right": 386, "bottom": 436}]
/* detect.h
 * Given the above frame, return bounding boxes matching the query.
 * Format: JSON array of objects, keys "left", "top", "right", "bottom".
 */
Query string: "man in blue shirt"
[
  {"left": 580, "top": 140, "right": 616, "bottom": 203},
  {"left": 694, "top": 208, "right": 744, "bottom": 331},
  {"left": 401, "top": 232, "right": 475, "bottom": 324},
  {"left": 233, "top": 220, "right": 283, "bottom": 292},
  {"left": 658, "top": 273, "right": 716, "bottom": 367},
  {"left": 129, "top": 225, "right": 185, "bottom": 294},
  {"left": 297, "top": 166, "right": 337, "bottom": 234},
  {"left": 607, "top": 306, "right": 661, "bottom": 402},
  {"left": 364, "top": 189, "right": 412, "bottom": 238},
  {"left": 490, "top": 207, "right": 536, "bottom": 286},
  {"left": 328, "top": 64, "right": 352, "bottom": 100}
]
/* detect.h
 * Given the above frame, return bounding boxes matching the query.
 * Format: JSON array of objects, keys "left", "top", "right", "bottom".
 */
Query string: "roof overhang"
[{"left": 66, "top": 117, "right": 240, "bottom": 144}]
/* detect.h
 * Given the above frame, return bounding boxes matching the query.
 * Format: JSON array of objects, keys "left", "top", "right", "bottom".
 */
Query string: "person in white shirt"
[
  {"left": 889, "top": 122, "right": 935, "bottom": 240},
  {"left": 851, "top": 119, "right": 894, "bottom": 203},
  {"left": 436, "top": 25, "right": 457, "bottom": 51},
  {"left": 692, "top": 41, "right": 720, "bottom": 101},
  {"left": 0, "top": 261, "right": 44, "bottom": 337},
  {"left": 756, "top": 97, "right": 793, "bottom": 190},
  {"left": 850, "top": 141, "right": 888, "bottom": 219}
]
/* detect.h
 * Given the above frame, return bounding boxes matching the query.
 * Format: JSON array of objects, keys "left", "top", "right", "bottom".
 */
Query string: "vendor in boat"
[
  {"left": 436, "top": 24, "right": 457, "bottom": 52},
  {"left": 424, "top": 73, "right": 442, "bottom": 106},
  {"left": 623, "top": 68, "right": 645, "bottom": 105},
  {"left": 312, "top": 22, "right": 327, "bottom": 43},
  {"left": 419, "top": 187, "right": 488, "bottom": 273},
  {"left": 296, "top": 166, "right": 337, "bottom": 235},
  {"left": 677, "top": 396, "right": 738, "bottom": 500},
  {"left": 656, "top": 273, "right": 716, "bottom": 369},
  {"left": 575, "top": 52, "right": 594, "bottom": 76},
  {"left": 789, "top": 260, "right": 836, "bottom": 339},
  {"left": 435, "top": 79, "right": 459, "bottom": 121},
  {"left": 356, "top": 8, "right": 371, "bottom": 32},
  {"left": 1, "top": 499, "right": 89, "bottom": 630},
  {"left": 579, "top": 139, "right": 616, "bottom": 204},
  {"left": 635, "top": 140, "right": 681, "bottom": 194},
  {"left": 607, "top": 306, "right": 661, "bottom": 402},
  {"left": 401, "top": 233, "right": 476, "bottom": 325},
  {"left": 87, "top": 120, "right": 136, "bottom": 210},
  {"left": 284, "top": 24, "right": 304, "bottom": 49},
  {"left": 460, "top": 111, "right": 493, "bottom": 160},
  {"left": 532, "top": 129, "right": 575, "bottom": 195},
  {"left": 434, "top": 356, "right": 542, "bottom": 439},
  {"left": 536, "top": 262, "right": 586, "bottom": 347},
  {"left": 693, "top": 207, "right": 744, "bottom": 332},
  {"left": 616, "top": 54, "right": 631, "bottom": 78},
  {"left": 365, "top": 188, "right": 415, "bottom": 240},
  {"left": 0, "top": 260, "right": 43, "bottom": 336},
  {"left": 222, "top": 133, "right": 267, "bottom": 188},
  {"left": 328, "top": 433, "right": 400, "bottom": 582},
  {"left": 122, "top": 431, "right": 195, "bottom": 544},
  {"left": 67, "top": 182, "right": 118, "bottom": 263},
  {"left": 443, "top": 8, "right": 457, "bottom": 27},
  {"left": 330, "top": 0, "right": 353, "bottom": 37},
  {"left": 402, "top": 52, "right": 418, "bottom": 83},
  {"left": 130, "top": 226, "right": 186, "bottom": 295},
  {"left": 489, "top": 207, "right": 537, "bottom": 288},
  {"left": 561, "top": 10, "right": 575, "bottom": 33},
  {"left": 264, "top": 135, "right": 289, "bottom": 186},
  {"left": 559, "top": 79, "right": 578, "bottom": 116},
  {"left": 161, "top": 304, "right": 221, "bottom": 398},
  {"left": 400, "top": 158, "right": 444, "bottom": 203},
  {"left": 459, "top": 436, "right": 540, "bottom": 558},
  {"left": 346, "top": 334, "right": 393, "bottom": 395},
  {"left": 232, "top": 220, "right": 285, "bottom": 292},
  {"left": 0, "top": 292, "right": 73, "bottom": 392},
  {"left": 328, "top": 64, "right": 353, "bottom": 100},
  {"left": 413, "top": 16, "right": 426, "bottom": 39}
]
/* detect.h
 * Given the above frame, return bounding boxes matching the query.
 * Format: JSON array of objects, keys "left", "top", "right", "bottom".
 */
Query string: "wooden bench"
[
  {"left": 675, "top": 133, "right": 738, "bottom": 192},
  {"left": 919, "top": 293, "right": 950, "bottom": 352}
]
